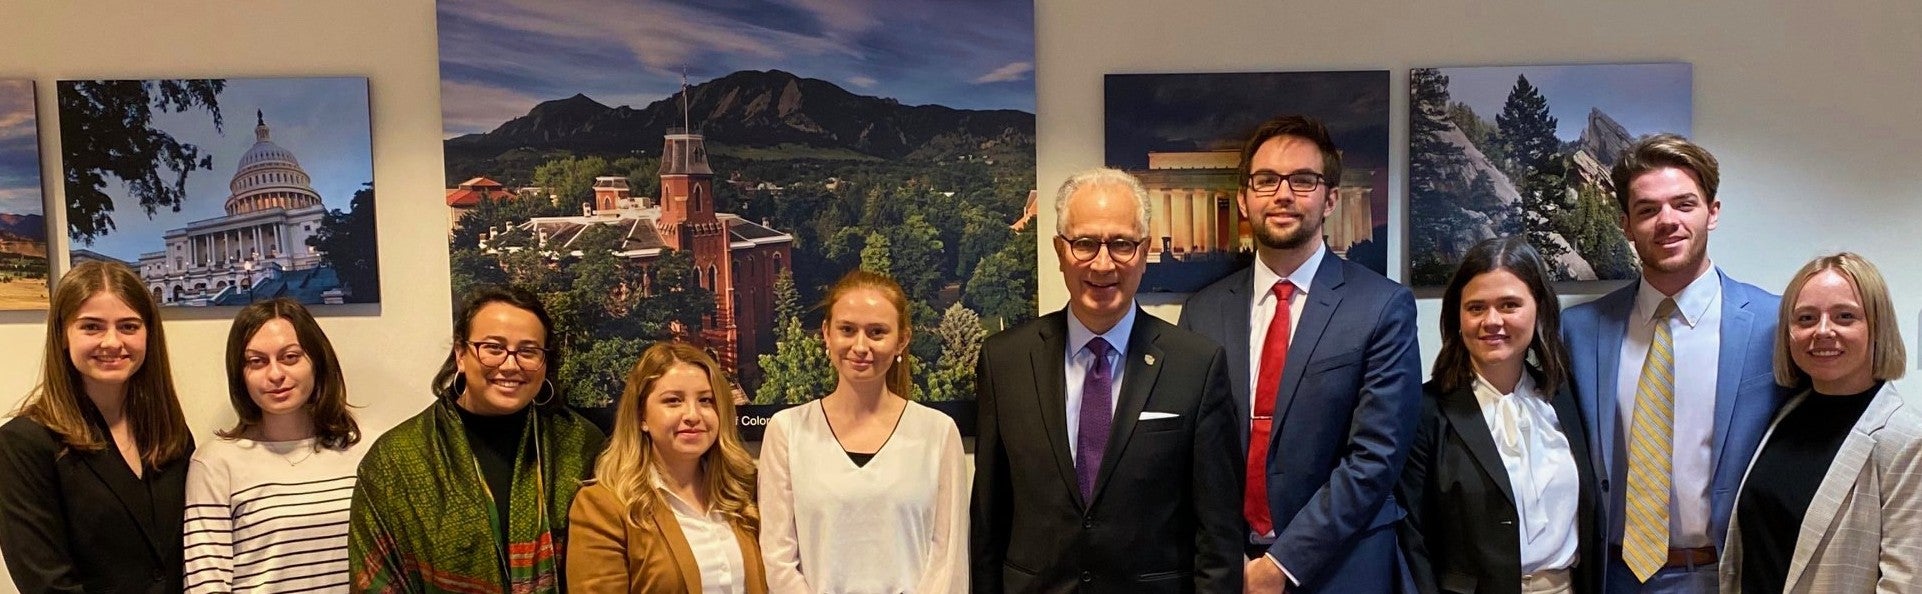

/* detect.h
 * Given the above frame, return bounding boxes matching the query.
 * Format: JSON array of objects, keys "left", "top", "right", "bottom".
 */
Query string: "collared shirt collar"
[
  {"left": 1633, "top": 263, "right": 1720, "bottom": 328},
  {"left": 1066, "top": 303, "right": 1138, "bottom": 357},
  {"left": 650, "top": 468, "right": 710, "bottom": 517},
  {"left": 1252, "top": 243, "right": 1327, "bottom": 301}
]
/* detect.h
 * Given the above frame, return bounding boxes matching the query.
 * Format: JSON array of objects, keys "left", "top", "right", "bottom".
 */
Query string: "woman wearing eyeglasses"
[{"left": 348, "top": 286, "right": 606, "bottom": 593}]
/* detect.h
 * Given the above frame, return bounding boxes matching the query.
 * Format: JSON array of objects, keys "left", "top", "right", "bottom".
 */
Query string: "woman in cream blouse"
[
  {"left": 759, "top": 269, "right": 969, "bottom": 593},
  {"left": 568, "top": 341, "right": 767, "bottom": 593}
]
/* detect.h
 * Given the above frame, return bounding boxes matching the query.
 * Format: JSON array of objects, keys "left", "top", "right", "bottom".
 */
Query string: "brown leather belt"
[{"left": 1611, "top": 545, "right": 1718, "bottom": 569}]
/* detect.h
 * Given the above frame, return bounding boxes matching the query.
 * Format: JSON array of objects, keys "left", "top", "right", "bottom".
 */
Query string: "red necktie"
[{"left": 1245, "top": 281, "right": 1295, "bottom": 536}]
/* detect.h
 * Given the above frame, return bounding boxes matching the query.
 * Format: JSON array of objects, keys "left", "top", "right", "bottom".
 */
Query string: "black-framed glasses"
[
  {"left": 467, "top": 341, "right": 549, "bottom": 367},
  {"left": 1246, "top": 171, "right": 1326, "bottom": 195},
  {"left": 1059, "top": 235, "right": 1145, "bottom": 262}
]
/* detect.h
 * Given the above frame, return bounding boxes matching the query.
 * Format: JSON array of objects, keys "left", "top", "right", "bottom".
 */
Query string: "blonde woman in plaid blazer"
[{"left": 1721, "top": 253, "right": 1922, "bottom": 594}]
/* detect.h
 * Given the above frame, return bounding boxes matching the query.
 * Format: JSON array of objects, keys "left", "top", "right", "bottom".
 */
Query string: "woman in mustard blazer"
[{"left": 568, "top": 341, "right": 767, "bottom": 593}]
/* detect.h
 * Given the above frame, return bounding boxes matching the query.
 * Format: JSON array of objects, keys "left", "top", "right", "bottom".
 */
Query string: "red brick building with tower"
[{"left": 460, "top": 124, "right": 793, "bottom": 385}]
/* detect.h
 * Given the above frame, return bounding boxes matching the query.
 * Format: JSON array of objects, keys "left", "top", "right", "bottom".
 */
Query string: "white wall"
[
  {"left": 0, "top": 1, "right": 448, "bottom": 458},
  {"left": 1031, "top": 0, "right": 1922, "bottom": 395},
  {"left": 0, "top": 0, "right": 1919, "bottom": 590}
]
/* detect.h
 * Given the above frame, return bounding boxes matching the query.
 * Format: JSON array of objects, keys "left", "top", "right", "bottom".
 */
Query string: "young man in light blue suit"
[{"left": 1561, "top": 134, "right": 1789, "bottom": 594}]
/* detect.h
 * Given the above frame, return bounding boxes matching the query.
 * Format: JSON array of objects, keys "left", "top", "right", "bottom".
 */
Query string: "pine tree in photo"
[
  {"left": 1408, "top": 68, "right": 1475, "bottom": 286},
  {"left": 1495, "top": 74, "right": 1571, "bottom": 264},
  {"left": 756, "top": 269, "right": 833, "bottom": 404}
]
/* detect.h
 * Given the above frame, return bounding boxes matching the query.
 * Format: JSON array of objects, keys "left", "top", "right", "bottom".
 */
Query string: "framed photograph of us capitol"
[
  {"left": 58, "top": 77, "right": 379, "bottom": 307},
  {"left": 437, "top": 0, "right": 1036, "bottom": 437},
  {"left": 1104, "top": 70, "right": 1392, "bottom": 296},
  {"left": 1407, "top": 63, "right": 1691, "bottom": 288}
]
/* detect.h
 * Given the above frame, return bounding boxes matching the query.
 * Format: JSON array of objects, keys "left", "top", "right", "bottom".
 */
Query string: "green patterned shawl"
[{"left": 349, "top": 399, "right": 604, "bottom": 593}]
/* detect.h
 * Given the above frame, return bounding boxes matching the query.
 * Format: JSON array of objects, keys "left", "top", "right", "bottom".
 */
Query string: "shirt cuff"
[{"left": 1266, "top": 554, "right": 1299, "bottom": 586}]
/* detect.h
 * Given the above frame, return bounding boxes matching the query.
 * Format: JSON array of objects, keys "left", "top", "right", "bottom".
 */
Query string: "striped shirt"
[{"left": 183, "top": 437, "right": 368, "bottom": 594}]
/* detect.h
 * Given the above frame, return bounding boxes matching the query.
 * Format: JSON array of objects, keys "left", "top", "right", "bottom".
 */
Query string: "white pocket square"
[{"left": 1138, "top": 411, "right": 1179, "bottom": 421}]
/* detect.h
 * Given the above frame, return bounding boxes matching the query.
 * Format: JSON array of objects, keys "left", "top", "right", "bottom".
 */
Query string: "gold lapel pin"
[{"left": 1144, "top": 354, "right": 1157, "bottom": 366}]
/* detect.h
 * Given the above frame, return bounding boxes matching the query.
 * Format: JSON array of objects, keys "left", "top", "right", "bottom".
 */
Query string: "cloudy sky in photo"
[
  {"left": 436, "top": 0, "right": 1037, "bottom": 137},
  {"left": 1442, "top": 63, "right": 1692, "bottom": 141},
  {"left": 61, "top": 77, "right": 373, "bottom": 262},
  {"left": 0, "top": 80, "right": 42, "bottom": 217}
]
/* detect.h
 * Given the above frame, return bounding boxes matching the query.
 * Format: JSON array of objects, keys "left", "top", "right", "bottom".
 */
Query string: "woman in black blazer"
[
  {"left": 1398, "top": 237, "right": 1601, "bottom": 594},
  {"left": 0, "top": 261, "right": 195, "bottom": 594}
]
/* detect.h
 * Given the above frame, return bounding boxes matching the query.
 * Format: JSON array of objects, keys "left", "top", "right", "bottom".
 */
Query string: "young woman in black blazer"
[
  {"left": 0, "top": 261, "right": 195, "bottom": 593},
  {"left": 1398, "top": 237, "right": 1601, "bottom": 594}
]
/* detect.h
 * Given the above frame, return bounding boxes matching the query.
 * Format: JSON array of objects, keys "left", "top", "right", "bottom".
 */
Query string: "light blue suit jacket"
[{"left": 1562, "top": 268, "right": 1790, "bottom": 592}]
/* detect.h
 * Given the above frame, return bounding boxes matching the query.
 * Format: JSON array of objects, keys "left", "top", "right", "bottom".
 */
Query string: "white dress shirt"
[
  {"left": 1471, "top": 373, "right": 1581, "bottom": 573},
  {"left": 1614, "top": 266, "right": 1722, "bottom": 547},
  {"left": 1246, "top": 244, "right": 1327, "bottom": 418},
  {"left": 657, "top": 474, "right": 748, "bottom": 594},
  {"left": 1064, "top": 305, "right": 1136, "bottom": 458}
]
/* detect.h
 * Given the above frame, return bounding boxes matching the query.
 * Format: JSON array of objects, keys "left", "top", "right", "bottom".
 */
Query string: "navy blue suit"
[
  {"left": 1561, "top": 269, "right": 1789, "bottom": 594},
  {"left": 1179, "top": 256, "right": 1423, "bottom": 593}
]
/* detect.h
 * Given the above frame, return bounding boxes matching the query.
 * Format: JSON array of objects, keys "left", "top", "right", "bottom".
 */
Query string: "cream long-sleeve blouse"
[{"left": 758, "top": 399, "right": 968, "bottom": 594}]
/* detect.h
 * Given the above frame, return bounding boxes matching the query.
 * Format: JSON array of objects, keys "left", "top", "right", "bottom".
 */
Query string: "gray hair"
[{"left": 1054, "top": 167, "right": 1152, "bottom": 238}]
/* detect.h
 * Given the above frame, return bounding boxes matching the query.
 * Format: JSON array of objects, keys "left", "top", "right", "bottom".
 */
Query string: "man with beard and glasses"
[
  {"left": 1561, "top": 134, "right": 1788, "bottom": 594},
  {"left": 1178, "top": 115, "right": 1422, "bottom": 594}
]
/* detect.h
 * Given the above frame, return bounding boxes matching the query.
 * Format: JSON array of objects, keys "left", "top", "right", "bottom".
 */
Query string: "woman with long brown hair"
[
  {"left": 0, "top": 260, "right": 195, "bottom": 593},
  {"left": 568, "top": 341, "right": 765, "bottom": 593},
  {"left": 183, "top": 298, "right": 366, "bottom": 594},
  {"left": 759, "top": 269, "right": 967, "bottom": 593}
]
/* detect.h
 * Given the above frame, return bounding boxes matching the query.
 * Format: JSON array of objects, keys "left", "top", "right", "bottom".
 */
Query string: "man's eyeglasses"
[
  {"left": 1246, "top": 171, "right": 1326, "bottom": 195},
  {"left": 1059, "top": 236, "right": 1145, "bottom": 262},
  {"left": 467, "top": 341, "right": 549, "bottom": 367}
]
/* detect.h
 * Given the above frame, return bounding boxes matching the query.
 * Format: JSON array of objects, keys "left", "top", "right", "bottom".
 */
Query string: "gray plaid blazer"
[{"left": 1721, "top": 384, "right": 1922, "bottom": 594}]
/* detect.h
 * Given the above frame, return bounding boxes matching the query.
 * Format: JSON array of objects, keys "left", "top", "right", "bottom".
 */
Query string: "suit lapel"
[
  {"left": 1437, "top": 386, "right": 1516, "bottom": 506},
  {"left": 648, "top": 502, "right": 703, "bottom": 592},
  {"left": 1218, "top": 268, "right": 1254, "bottom": 450},
  {"left": 1593, "top": 286, "right": 1633, "bottom": 475},
  {"left": 1784, "top": 387, "right": 1902, "bottom": 591},
  {"left": 1091, "top": 314, "right": 1164, "bottom": 507},
  {"left": 78, "top": 443, "right": 164, "bottom": 562},
  {"left": 1273, "top": 258, "right": 1345, "bottom": 430},
  {"left": 1712, "top": 271, "right": 1756, "bottom": 466},
  {"left": 1028, "top": 313, "right": 1083, "bottom": 507},
  {"left": 731, "top": 521, "right": 768, "bottom": 594}
]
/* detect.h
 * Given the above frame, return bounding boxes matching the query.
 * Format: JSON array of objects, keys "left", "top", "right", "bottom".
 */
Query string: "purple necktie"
[{"left": 1077, "top": 337, "right": 1115, "bottom": 502}]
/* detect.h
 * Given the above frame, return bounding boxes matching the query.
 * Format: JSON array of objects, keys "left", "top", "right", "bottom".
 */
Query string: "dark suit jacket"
[
  {"left": 1177, "top": 255, "right": 1423, "bottom": 593},
  {"left": 1561, "top": 269, "right": 1787, "bottom": 592},
  {"left": 0, "top": 416, "right": 193, "bottom": 594},
  {"left": 1396, "top": 380, "right": 1602, "bottom": 594},
  {"left": 970, "top": 309, "right": 1243, "bottom": 594}
]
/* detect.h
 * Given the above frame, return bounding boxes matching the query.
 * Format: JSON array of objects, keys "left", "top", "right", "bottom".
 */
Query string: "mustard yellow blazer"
[{"left": 568, "top": 482, "right": 769, "bottom": 594}]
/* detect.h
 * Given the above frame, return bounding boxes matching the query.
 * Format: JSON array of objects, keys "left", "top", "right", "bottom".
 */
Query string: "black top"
[
  {"left": 1736, "top": 382, "right": 1880, "bottom": 594},
  {"left": 845, "top": 450, "right": 877, "bottom": 467},
  {"left": 457, "top": 404, "right": 531, "bottom": 544},
  {"left": 0, "top": 415, "right": 193, "bottom": 594}
]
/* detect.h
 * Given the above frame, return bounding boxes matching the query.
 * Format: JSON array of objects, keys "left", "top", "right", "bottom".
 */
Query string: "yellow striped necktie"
[{"left": 1624, "top": 298, "right": 1678, "bottom": 582}]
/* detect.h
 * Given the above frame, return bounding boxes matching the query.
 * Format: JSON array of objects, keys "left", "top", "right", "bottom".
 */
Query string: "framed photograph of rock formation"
[
  {"left": 438, "top": 0, "right": 1036, "bottom": 435},
  {"left": 1104, "top": 70, "right": 1391, "bottom": 295},
  {"left": 0, "top": 80, "right": 50, "bottom": 310},
  {"left": 57, "top": 77, "right": 379, "bottom": 307},
  {"left": 1407, "top": 63, "right": 1692, "bottom": 287}
]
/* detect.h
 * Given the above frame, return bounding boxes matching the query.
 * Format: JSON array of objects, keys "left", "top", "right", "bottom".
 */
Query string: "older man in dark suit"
[
  {"left": 1179, "top": 115, "right": 1423, "bottom": 594},
  {"left": 971, "top": 167, "right": 1243, "bottom": 594}
]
